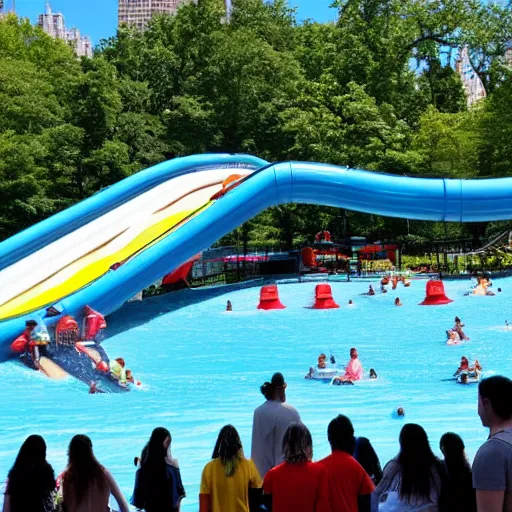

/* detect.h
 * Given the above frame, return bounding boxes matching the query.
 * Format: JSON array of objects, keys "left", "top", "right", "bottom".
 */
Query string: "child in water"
[
  {"left": 226, "top": 300, "right": 232, "bottom": 311},
  {"left": 317, "top": 353, "right": 327, "bottom": 369},
  {"left": 394, "top": 297, "right": 402, "bottom": 306},
  {"left": 126, "top": 369, "right": 141, "bottom": 386},
  {"left": 110, "top": 357, "right": 127, "bottom": 385}
]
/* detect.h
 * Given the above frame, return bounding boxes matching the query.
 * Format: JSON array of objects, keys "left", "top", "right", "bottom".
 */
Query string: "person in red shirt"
[
  {"left": 263, "top": 423, "right": 331, "bottom": 512},
  {"left": 319, "top": 415, "right": 375, "bottom": 512}
]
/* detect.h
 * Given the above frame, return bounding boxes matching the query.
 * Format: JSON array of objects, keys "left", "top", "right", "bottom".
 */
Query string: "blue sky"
[{"left": 8, "top": 1, "right": 337, "bottom": 44}]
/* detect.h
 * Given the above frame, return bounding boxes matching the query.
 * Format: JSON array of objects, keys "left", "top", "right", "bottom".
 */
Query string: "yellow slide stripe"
[{"left": 0, "top": 201, "right": 212, "bottom": 320}]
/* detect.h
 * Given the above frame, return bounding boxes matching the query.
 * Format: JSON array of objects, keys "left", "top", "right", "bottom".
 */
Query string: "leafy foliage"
[{"left": 0, "top": 0, "right": 511, "bottom": 247}]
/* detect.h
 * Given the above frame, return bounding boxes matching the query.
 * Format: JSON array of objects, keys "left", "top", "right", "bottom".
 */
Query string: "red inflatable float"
[
  {"left": 312, "top": 284, "right": 339, "bottom": 309},
  {"left": 419, "top": 280, "right": 453, "bottom": 305},
  {"left": 257, "top": 285, "right": 286, "bottom": 310},
  {"left": 315, "top": 230, "right": 332, "bottom": 242}
]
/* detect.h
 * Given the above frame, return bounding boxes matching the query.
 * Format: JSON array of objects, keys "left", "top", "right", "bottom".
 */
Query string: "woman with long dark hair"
[
  {"left": 263, "top": 423, "right": 331, "bottom": 512},
  {"left": 61, "top": 435, "right": 129, "bottom": 512},
  {"left": 199, "top": 425, "right": 261, "bottom": 512},
  {"left": 439, "top": 432, "right": 476, "bottom": 512},
  {"left": 3, "top": 435, "right": 56, "bottom": 512},
  {"left": 131, "top": 427, "right": 185, "bottom": 512},
  {"left": 373, "top": 424, "right": 448, "bottom": 511}
]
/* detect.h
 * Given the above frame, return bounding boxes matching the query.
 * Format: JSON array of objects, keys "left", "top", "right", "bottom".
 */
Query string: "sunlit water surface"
[{"left": 1, "top": 277, "right": 511, "bottom": 511}]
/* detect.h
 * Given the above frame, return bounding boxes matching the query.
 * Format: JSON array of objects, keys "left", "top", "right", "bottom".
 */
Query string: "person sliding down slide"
[{"left": 334, "top": 348, "right": 363, "bottom": 383}]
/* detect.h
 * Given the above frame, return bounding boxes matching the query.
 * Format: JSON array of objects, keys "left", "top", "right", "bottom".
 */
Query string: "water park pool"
[{"left": 0, "top": 277, "right": 510, "bottom": 510}]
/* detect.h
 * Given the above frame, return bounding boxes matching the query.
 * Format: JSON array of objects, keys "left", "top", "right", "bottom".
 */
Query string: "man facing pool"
[{"left": 251, "top": 372, "right": 301, "bottom": 478}]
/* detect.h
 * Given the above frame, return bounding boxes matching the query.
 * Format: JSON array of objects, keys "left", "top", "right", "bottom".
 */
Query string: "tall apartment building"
[
  {"left": 38, "top": 3, "right": 66, "bottom": 39},
  {"left": 455, "top": 47, "right": 487, "bottom": 107},
  {"left": 66, "top": 27, "right": 93, "bottom": 58},
  {"left": 505, "top": 47, "right": 512, "bottom": 66},
  {"left": 38, "top": 3, "right": 92, "bottom": 58},
  {"left": 118, "top": 0, "right": 193, "bottom": 31}
]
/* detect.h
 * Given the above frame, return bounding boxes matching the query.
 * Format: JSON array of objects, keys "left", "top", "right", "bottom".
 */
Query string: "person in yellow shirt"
[
  {"left": 110, "top": 357, "right": 127, "bottom": 385},
  {"left": 199, "top": 424, "right": 262, "bottom": 512}
]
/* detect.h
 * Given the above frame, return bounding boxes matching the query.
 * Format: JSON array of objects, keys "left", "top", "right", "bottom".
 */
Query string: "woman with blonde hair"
[{"left": 199, "top": 425, "right": 261, "bottom": 512}]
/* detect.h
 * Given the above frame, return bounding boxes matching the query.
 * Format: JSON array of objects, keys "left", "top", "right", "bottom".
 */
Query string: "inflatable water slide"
[{"left": 0, "top": 153, "right": 512, "bottom": 371}]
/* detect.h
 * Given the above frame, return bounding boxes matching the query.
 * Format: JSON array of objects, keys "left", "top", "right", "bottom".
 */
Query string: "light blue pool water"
[{"left": 0, "top": 277, "right": 510, "bottom": 510}]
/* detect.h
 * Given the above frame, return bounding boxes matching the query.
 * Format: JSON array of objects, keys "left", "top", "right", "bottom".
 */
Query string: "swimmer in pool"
[
  {"left": 453, "top": 317, "right": 469, "bottom": 341},
  {"left": 226, "top": 300, "right": 233, "bottom": 311},
  {"left": 369, "top": 368, "right": 377, "bottom": 379},
  {"left": 317, "top": 353, "right": 327, "bottom": 369},
  {"left": 454, "top": 356, "right": 470, "bottom": 377},
  {"left": 368, "top": 285, "right": 375, "bottom": 296},
  {"left": 469, "top": 359, "right": 482, "bottom": 379},
  {"left": 459, "top": 373, "right": 469, "bottom": 384},
  {"left": 381, "top": 285, "right": 388, "bottom": 294},
  {"left": 397, "top": 407, "right": 405, "bottom": 417},
  {"left": 394, "top": 297, "right": 402, "bottom": 306},
  {"left": 348, "top": 299, "right": 354, "bottom": 305},
  {"left": 335, "top": 348, "right": 363, "bottom": 383}
]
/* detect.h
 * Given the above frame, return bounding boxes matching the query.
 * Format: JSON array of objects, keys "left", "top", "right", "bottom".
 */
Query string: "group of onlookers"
[{"left": 3, "top": 373, "right": 512, "bottom": 512}]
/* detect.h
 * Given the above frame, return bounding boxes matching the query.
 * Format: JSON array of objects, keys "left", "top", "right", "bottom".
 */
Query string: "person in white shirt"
[{"left": 251, "top": 372, "right": 301, "bottom": 478}]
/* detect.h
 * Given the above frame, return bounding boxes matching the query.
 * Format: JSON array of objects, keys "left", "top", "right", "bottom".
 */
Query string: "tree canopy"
[{"left": 0, "top": 0, "right": 511, "bottom": 247}]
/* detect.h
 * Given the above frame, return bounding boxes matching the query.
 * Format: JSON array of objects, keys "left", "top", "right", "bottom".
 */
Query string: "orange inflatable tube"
[{"left": 210, "top": 174, "right": 246, "bottom": 201}]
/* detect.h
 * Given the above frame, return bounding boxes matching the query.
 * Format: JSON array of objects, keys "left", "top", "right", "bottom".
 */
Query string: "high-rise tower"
[
  {"left": 38, "top": 1, "right": 66, "bottom": 39},
  {"left": 455, "top": 47, "right": 487, "bottom": 107},
  {"left": 118, "top": 0, "right": 193, "bottom": 31},
  {"left": 38, "top": 2, "right": 92, "bottom": 58}
]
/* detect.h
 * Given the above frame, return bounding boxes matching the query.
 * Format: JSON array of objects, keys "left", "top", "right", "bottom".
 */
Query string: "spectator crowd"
[{"left": 3, "top": 373, "right": 512, "bottom": 512}]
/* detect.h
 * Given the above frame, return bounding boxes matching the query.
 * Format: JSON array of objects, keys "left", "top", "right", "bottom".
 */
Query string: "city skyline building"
[
  {"left": 0, "top": 0, "right": 15, "bottom": 15},
  {"left": 66, "top": 27, "right": 93, "bottom": 58},
  {"left": 38, "top": 1, "right": 65, "bottom": 39},
  {"left": 456, "top": 47, "right": 487, "bottom": 107},
  {"left": 38, "top": 2, "right": 92, "bottom": 58},
  {"left": 118, "top": 0, "right": 192, "bottom": 31}
]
